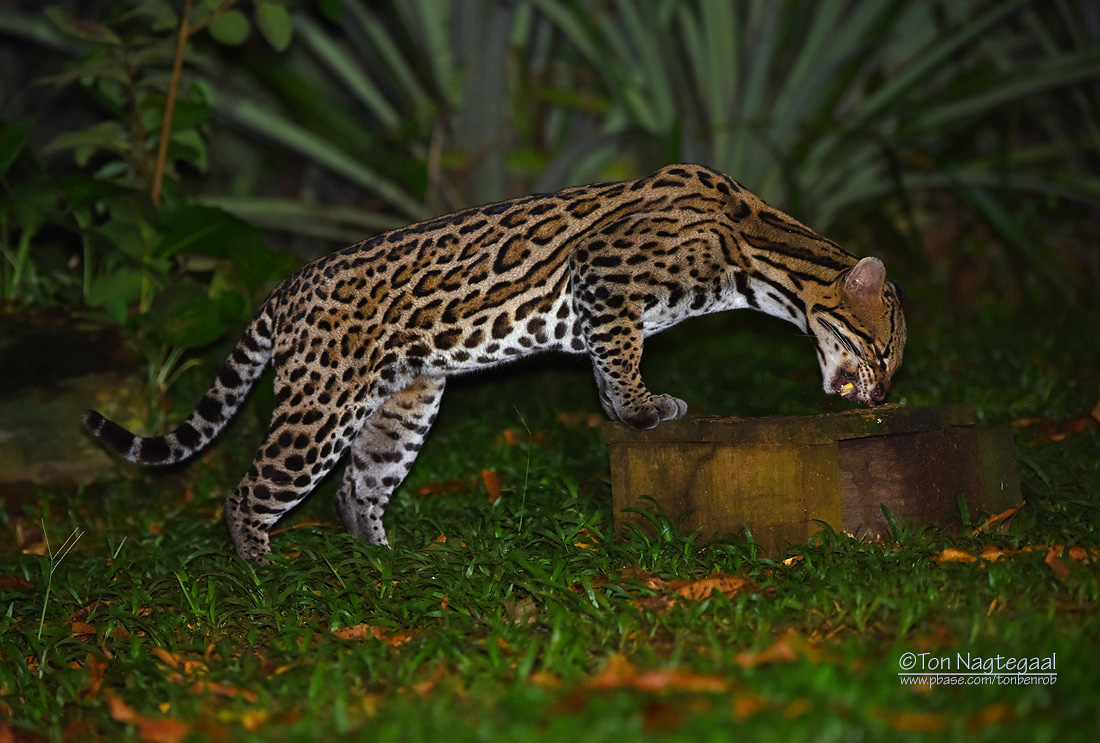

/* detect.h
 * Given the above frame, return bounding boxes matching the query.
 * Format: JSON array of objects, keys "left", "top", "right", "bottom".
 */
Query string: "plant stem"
[{"left": 152, "top": 0, "right": 193, "bottom": 207}]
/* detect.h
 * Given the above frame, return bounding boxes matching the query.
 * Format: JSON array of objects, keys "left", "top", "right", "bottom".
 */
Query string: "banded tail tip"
[
  {"left": 82, "top": 409, "right": 138, "bottom": 456},
  {"left": 83, "top": 409, "right": 105, "bottom": 431}
]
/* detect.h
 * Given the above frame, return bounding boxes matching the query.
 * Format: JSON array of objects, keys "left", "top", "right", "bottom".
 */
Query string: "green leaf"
[
  {"left": 132, "top": 0, "right": 179, "bottom": 33},
  {"left": 0, "top": 120, "right": 33, "bottom": 177},
  {"left": 156, "top": 205, "right": 296, "bottom": 291},
  {"left": 318, "top": 0, "right": 342, "bottom": 23},
  {"left": 169, "top": 129, "right": 209, "bottom": 172},
  {"left": 42, "top": 121, "right": 129, "bottom": 165},
  {"left": 95, "top": 212, "right": 153, "bottom": 262},
  {"left": 149, "top": 281, "right": 238, "bottom": 349},
  {"left": 209, "top": 9, "right": 250, "bottom": 46},
  {"left": 256, "top": 2, "right": 293, "bottom": 52},
  {"left": 86, "top": 267, "right": 144, "bottom": 309},
  {"left": 44, "top": 7, "right": 122, "bottom": 45}
]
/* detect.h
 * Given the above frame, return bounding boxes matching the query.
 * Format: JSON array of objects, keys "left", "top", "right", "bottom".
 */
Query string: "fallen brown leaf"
[
  {"left": 978, "top": 544, "right": 1009, "bottom": 561},
  {"left": 587, "top": 654, "right": 727, "bottom": 693},
  {"left": 618, "top": 565, "right": 668, "bottom": 590},
  {"left": 407, "top": 663, "right": 449, "bottom": 696},
  {"left": 735, "top": 630, "right": 818, "bottom": 668},
  {"left": 1012, "top": 413, "right": 1100, "bottom": 441},
  {"left": 106, "top": 691, "right": 189, "bottom": 743},
  {"left": 935, "top": 543, "right": 1100, "bottom": 571},
  {"left": 70, "top": 621, "right": 96, "bottom": 639},
  {"left": 78, "top": 654, "right": 108, "bottom": 701},
  {"left": 416, "top": 476, "right": 477, "bottom": 496},
  {"left": 876, "top": 708, "right": 949, "bottom": 732},
  {"left": 1044, "top": 548, "right": 1070, "bottom": 579},
  {"left": 0, "top": 575, "right": 34, "bottom": 590},
  {"left": 151, "top": 647, "right": 207, "bottom": 676},
  {"left": 631, "top": 571, "right": 755, "bottom": 611},
  {"left": 972, "top": 502, "right": 1025, "bottom": 535},
  {"left": 529, "top": 670, "right": 561, "bottom": 687},
  {"left": 495, "top": 428, "right": 553, "bottom": 448},
  {"left": 573, "top": 527, "right": 600, "bottom": 551},
  {"left": 189, "top": 679, "right": 259, "bottom": 702},
  {"left": 671, "top": 574, "right": 755, "bottom": 601},
  {"left": 331, "top": 624, "right": 418, "bottom": 646},
  {"left": 730, "top": 691, "right": 769, "bottom": 720},
  {"left": 59, "top": 720, "right": 96, "bottom": 742},
  {"left": 784, "top": 698, "right": 813, "bottom": 718},
  {"left": 555, "top": 410, "right": 605, "bottom": 427},
  {"left": 933, "top": 548, "right": 976, "bottom": 564},
  {"left": 482, "top": 469, "right": 504, "bottom": 504}
]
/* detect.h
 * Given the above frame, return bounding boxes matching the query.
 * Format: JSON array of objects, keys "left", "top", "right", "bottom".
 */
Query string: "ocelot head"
[{"left": 808, "top": 256, "right": 906, "bottom": 407}]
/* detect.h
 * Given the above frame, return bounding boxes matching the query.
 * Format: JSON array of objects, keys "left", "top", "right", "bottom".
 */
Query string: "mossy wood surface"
[{"left": 604, "top": 405, "right": 1021, "bottom": 554}]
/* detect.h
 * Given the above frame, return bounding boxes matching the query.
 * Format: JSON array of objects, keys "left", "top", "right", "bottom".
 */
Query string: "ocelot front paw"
[{"left": 618, "top": 394, "right": 687, "bottom": 431}]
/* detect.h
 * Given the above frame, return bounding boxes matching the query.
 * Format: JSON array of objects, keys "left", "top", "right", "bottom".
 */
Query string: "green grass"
[{"left": 2, "top": 300, "right": 1099, "bottom": 742}]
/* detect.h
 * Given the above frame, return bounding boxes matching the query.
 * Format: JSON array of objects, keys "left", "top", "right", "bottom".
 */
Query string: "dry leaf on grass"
[
  {"left": 735, "top": 630, "right": 819, "bottom": 668},
  {"left": 151, "top": 647, "right": 207, "bottom": 676},
  {"left": 78, "top": 654, "right": 108, "bottom": 701},
  {"left": 731, "top": 691, "right": 770, "bottom": 720},
  {"left": 331, "top": 624, "right": 419, "bottom": 646},
  {"left": 495, "top": 427, "right": 553, "bottom": 448},
  {"left": 587, "top": 654, "right": 728, "bottom": 693},
  {"left": 572, "top": 528, "right": 601, "bottom": 551},
  {"left": 671, "top": 574, "right": 755, "bottom": 601},
  {"left": 1012, "top": 409, "right": 1100, "bottom": 441},
  {"left": 406, "top": 663, "right": 449, "bottom": 696},
  {"left": 933, "top": 548, "right": 977, "bottom": 564},
  {"left": 972, "top": 502, "right": 1025, "bottom": 535},
  {"left": 874, "top": 708, "right": 949, "bottom": 733},
  {"left": 70, "top": 621, "right": 96, "bottom": 639},
  {"left": 106, "top": 691, "right": 189, "bottom": 743},
  {"left": 633, "top": 571, "right": 756, "bottom": 611},
  {"left": 482, "top": 469, "right": 504, "bottom": 503},
  {"left": 416, "top": 476, "right": 477, "bottom": 496},
  {"left": 934, "top": 543, "right": 1098, "bottom": 579},
  {"left": 188, "top": 680, "right": 258, "bottom": 702},
  {"left": 970, "top": 702, "right": 1013, "bottom": 729},
  {"left": 0, "top": 575, "right": 34, "bottom": 590},
  {"left": 1044, "top": 548, "right": 1070, "bottom": 579},
  {"left": 554, "top": 411, "right": 604, "bottom": 428}
]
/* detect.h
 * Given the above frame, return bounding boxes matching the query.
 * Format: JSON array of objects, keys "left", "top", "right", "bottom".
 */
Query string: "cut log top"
[{"left": 602, "top": 404, "right": 978, "bottom": 445}]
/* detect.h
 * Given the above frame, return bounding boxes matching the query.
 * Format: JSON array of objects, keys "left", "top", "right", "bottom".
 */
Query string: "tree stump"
[{"left": 603, "top": 405, "right": 1021, "bottom": 554}]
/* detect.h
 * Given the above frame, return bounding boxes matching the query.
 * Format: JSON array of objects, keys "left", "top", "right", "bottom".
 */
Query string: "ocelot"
[{"left": 85, "top": 164, "right": 906, "bottom": 562}]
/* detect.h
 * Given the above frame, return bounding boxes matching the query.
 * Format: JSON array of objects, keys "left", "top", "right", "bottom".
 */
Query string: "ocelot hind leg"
[
  {"left": 224, "top": 398, "right": 369, "bottom": 563},
  {"left": 337, "top": 375, "right": 446, "bottom": 547}
]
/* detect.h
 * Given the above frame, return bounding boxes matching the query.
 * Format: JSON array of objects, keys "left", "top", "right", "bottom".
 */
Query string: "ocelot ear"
[
  {"left": 888, "top": 279, "right": 906, "bottom": 306},
  {"left": 843, "top": 257, "right": 886, "bottom": 302}
]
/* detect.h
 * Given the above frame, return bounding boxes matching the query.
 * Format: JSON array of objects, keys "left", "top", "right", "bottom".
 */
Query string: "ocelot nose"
[{"left": 871, "top": 382, "right": 886, "bottom": 403}]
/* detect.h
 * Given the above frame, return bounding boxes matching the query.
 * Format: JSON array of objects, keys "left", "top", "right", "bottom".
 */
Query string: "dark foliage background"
[{"left": 4, "top": 1, "right": 1098, "bottom": 339}]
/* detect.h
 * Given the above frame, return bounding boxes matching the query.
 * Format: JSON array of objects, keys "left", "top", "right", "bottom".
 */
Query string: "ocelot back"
[{"left": 85, "top": 164, "right": 906, "bottom": 562}]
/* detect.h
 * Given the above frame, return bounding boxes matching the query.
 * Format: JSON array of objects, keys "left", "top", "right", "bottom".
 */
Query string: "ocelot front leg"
[
  {"left": 571, "top": 259, "right": 687, "bottom": 431},
  {"left": 336, "top": 375, "right": 446, "bottom": 546}
]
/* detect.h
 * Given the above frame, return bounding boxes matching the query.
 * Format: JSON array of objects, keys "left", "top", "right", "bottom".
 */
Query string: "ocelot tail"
[{"left": 84, "top": 164, "right": 906, "bottom": 562}]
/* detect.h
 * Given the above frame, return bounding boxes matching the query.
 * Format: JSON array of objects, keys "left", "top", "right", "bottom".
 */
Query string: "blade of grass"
[{"left": 37, "top": 522, "right": 85, "bottom": 641}]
